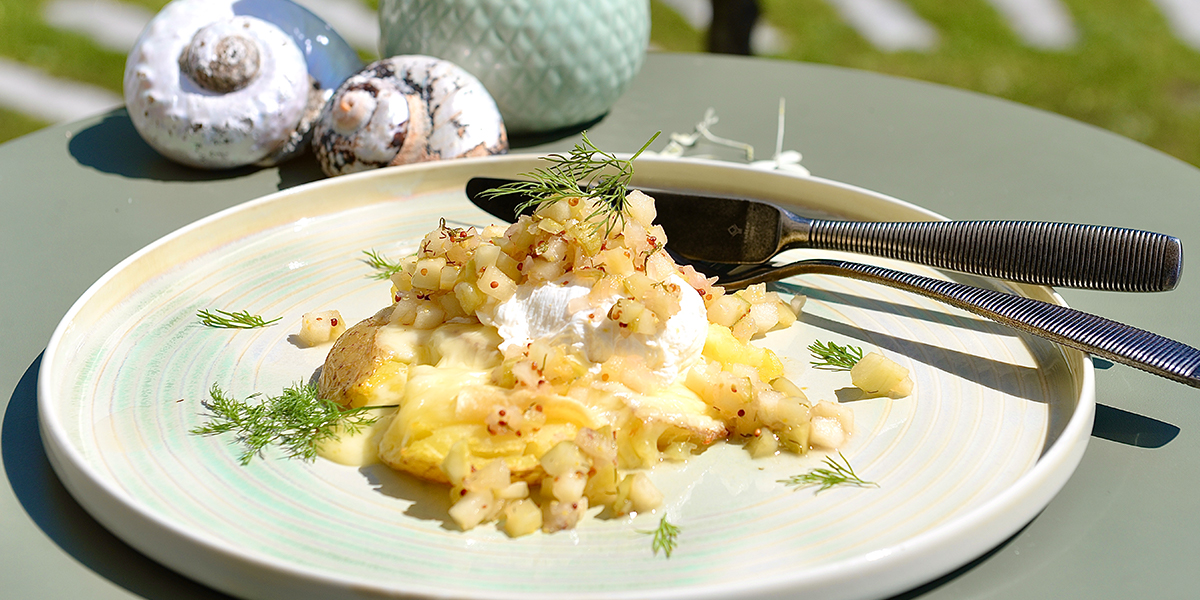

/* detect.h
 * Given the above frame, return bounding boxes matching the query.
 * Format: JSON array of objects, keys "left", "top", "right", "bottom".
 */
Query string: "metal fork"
[{"left": 696, "top": 257, "right": 1200, "bottom": 388}]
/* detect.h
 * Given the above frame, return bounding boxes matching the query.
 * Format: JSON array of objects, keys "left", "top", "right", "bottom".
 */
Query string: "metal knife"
[{"left": 466, "top": 177, "right": 1184, "bottom": 292}]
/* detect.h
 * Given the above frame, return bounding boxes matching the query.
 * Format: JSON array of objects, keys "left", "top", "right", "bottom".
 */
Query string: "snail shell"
[
  {"left": 313, "top": 55, "right": 509, "bottom": 177},
  {"left": 123, "top": 0, "right": 362, "bottom": 169}
]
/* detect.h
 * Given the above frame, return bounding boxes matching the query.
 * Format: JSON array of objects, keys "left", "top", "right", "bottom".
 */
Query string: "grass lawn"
[
  {"left": 4, "top": 0, "right": 1200, "bottom": 170},
  {"left": 650, "top": 0, "right": 1200, "bottom": 168}
]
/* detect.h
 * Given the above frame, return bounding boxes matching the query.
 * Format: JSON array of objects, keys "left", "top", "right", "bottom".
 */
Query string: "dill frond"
[
  {"left": 362, "top": 249, "right": 406, "bottom": 280},
  {"left": 191, "top": 383, "right": 389, "bottom": 465},
  {"left": 779, "top": 451, "right": 876, "bottom": 493},
  {"left": 197, "top": 309, "right": 281, "bottom": 329},
  {"left": 641, "top": 515, "right": 681, "bottom": 558},
  {"left": 478, "top": 131, "right": 660, "bottom": 236},
  {"left": 808, "top": 340, "right": 864, "bottom": 371}
]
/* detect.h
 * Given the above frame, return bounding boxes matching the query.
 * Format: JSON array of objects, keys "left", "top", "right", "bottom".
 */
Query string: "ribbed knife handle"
[
  {"left": 802, "top": 220, "right": 1183, "bottom": 292},
  {"left": 774, "top": 259, "right": 1200, "bottom": 388}
]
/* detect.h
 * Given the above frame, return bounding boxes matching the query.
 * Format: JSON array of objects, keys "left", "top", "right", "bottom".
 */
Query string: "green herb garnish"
[
  {"left": 808, "top": 340, "right": 864, "bottom": 371},
  {"left": 479, "top": 131, "right": 660, "bottom": 236},
  {"left": 362, "top": 248, "right": 405, "bottom": 280},
  {"left": 779, "top": 451, "right": 876, "bottom": 493},
  {"left": 191, "top": 383, "right": 390, "bottom": 465},
  {"left": 197, "top": 309, "right": 281, "bottom": 329},
  {"left": 641, "top": 515, "right": 681, "bottom": 558}
]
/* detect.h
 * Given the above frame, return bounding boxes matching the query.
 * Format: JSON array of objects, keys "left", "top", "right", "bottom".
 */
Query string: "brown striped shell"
[{"left": 312, "top": 55, "right": 509, "bottom": 177}]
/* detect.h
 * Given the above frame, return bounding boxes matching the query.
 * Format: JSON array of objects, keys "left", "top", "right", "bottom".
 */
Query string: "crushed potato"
[{"left": 314, "top": 189, "right": 912, "bottom": 535}]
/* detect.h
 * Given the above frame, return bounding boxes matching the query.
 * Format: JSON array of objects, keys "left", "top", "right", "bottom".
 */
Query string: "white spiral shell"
[
  {"left": 313, "top": 55, "right": 509, "bottom": 177},
  {"left": 123, "top": 0, "right": 362, "bottom": 169}
]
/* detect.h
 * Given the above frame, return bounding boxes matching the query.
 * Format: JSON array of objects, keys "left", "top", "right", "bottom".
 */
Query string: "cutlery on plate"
[
  {"left": 466, "top": 177, "right": 1184, "bottom": 292},
  {"left": 707, "top": 256, "right": 1200, "bottom": 388}
]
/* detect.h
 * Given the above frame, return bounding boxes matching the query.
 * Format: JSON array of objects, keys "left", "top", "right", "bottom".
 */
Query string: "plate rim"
[{"left": 37, "top": 154, "right": 1095, "bottom": 600}]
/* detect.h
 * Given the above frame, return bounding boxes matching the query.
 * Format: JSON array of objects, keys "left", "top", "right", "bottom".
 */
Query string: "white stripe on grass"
[
  {"left": 0, "top": 58, "right": 121, "bottom": 123},
  {"left": 658, "top": 0, "right": 712, "bottom": 29},
  {"left": 40, "top": 0, "right": 379, "bottom": 55},
  {"left": 823, "top": 0, "right": 939, "bottom": 51},
  {"left": 1150, "top": 0, "right": 1200, "bottom": 50},
  {"left": 985, "top": 0, "right": 1078, "bottom": 49},
  {"left": 41, "top": 0, "right": 152, "bottom": 53}
]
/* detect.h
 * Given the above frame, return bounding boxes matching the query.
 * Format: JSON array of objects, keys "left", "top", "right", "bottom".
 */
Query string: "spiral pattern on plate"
[{"left": 38, "top": 159, "right": 1092, "bottom": 600}]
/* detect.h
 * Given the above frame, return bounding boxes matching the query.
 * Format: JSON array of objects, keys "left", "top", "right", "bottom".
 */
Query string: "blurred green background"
[{"left": 4, "top": 0, "right": 1200, "bottom": 168}]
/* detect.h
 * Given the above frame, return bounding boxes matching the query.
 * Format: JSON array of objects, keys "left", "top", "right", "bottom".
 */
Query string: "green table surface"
[{"left": 3, "top": 52, "right": 1198, "bottom": 599}]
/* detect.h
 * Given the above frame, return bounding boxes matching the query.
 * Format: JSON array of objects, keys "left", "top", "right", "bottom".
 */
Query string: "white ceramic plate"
[{"left": 39, "top": 155, "right": 1093, "bottom": 600}]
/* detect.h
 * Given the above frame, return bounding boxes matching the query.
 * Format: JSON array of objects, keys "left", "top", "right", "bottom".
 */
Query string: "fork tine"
[{"left": 665, "top": 249, "right": 775, "bottom": 289}]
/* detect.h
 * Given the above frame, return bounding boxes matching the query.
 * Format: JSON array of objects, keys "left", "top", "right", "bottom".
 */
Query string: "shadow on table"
[
  {"left": 1091, "top": 402, "right": 1178, "bottom": 448},
  {"left": 67, "top": 109, "right": 327, "bottom": 190},
  {"left": 506, "top": 113, "right": 605, "bottom": 149},
  {"left": 65, "top": 108, "right": 593, "bottom": 189},
  {"left": 3, "top": 354, "right": 235, "bottom": 600},
  {"left": 69, "top": 110, "right": 256, "bottom": 182},
  {"left": 887, "top": 521, "right": 1028, "bottom": 599}
]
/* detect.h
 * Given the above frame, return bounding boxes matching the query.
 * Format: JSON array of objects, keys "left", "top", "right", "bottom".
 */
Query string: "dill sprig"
[
  {"left": 362, "top": 248, "right": 405, "bottom": 280},
  {"left": 191, "top": 383, "right": 389, "bottom": 465},
  {"left": 778, "top": 451, "right": 876, "bottom": 493},
  {"left": 808, "top": 340, "right": 864, "bottom": 371},
  {"left": 641, "top": 515, "right": 681, "bottom": 558},
  {"left": 197, "top": 309, "right": 281, "bottom": 329},
  {"left": 479, "top": 131, "right": 660, "bottom": 235}
]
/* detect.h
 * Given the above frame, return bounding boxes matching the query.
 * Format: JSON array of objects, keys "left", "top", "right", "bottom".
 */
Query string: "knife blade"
[{"left": 465, "top": 177, "right": 1183, "bottom": 292}]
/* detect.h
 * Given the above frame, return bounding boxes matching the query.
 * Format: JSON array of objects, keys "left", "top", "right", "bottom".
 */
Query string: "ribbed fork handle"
[
  {"left": 739, "top": 258, "right": 1200, "bottom": 388},
  {"left": 796, "top": 220, "right": 1183, "bottom": 292}
]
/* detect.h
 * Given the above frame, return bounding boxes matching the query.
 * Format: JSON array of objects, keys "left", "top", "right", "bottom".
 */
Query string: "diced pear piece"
[
  {"left": 464, "top": 458, "right": 511, "bottom": 493},
  {"left": 473, "top": 243, "right": 502, "bottom": 268},
  {"left": 495, "top": 251, "right": 522, "bottom": 281},
  {"left": 707, "top": 294, "right": 751, "bottom": 327},
  {"left": 477, "top": 265, "right": 517, "bottom": 300},
  {"left": 575, "top": 427, "right": 618, "bottom": 466},
  {"left": 702, "top": 323, "right": 785, "bottom": 381},
  {"left": 850, "top": 352, "right": 914, "bottom": 398},
  {"left": 411, "top": 257, "right": 446, "bottom": 290},
  {"left": 549, "top": 471, "right": 587, "bottom": 502},
  {"left": 746, "top": 429, "right": 780, "bottom": 458},
  {"left": 599, "top": 247, "right": 636, "bottom": 275},
  {"left": 503, "top": 499, "right": 543, "bottom": 537},
  {"left": 534, "top": 198, "right": 572, "bottom": 222},
  {"left": 808, "top": 401, "right": 854, "bottom": 449},
  {"left": 541, "top": 441, "right": 590, "bottom": 477},
  {"left": 584, "top": 464, "right": 620, "bottom": 507},
  {"left": 441, "top": 440, "right": 471, "bottom": 485},
  {"left": 438, "top": 264, "right": 460, "bottom": 290},
  {"left": 775, "top": 300, "right": 798, "bottom": 328},
  {"left": 625, "top": 189, "right": 657, "bottom": 227},
  {"left": 543, "top": 497, "right": 588, "bottom": 532},
  {"left": 565, "top": 220, "right": 602, "bottom": 256},
  {"left": 448, "top": 489, "right": 502, "bottom": 530},
  {"left": 747, "top": 300, "right": 781, "bottom": 333},
  {"left": 454, "top": 281, "right": 486, "bottom": 314},
  {"left": 297, "top": 310, "right": 346, "bottom": 347},
  {"left": 809, "top": 417, "right": 846, "bottom": 449},
  {"left": 411, "top": 303, "right": 446, "bottom": 329},
  {"left": 612, "top": 472, "right": 663, "bottom": 515},
  {"left": 770, "top": 376, "right": 806, "bottom": 399}
]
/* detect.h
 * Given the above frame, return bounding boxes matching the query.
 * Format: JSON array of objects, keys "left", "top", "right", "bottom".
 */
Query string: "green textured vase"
[{"left": 379, "top": 0, "right": 650, "bottom": 135}]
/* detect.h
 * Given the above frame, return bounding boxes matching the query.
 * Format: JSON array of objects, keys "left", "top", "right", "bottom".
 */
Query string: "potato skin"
[{"left": 317, "top": 305, "right": 395, "bottom": 407}]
